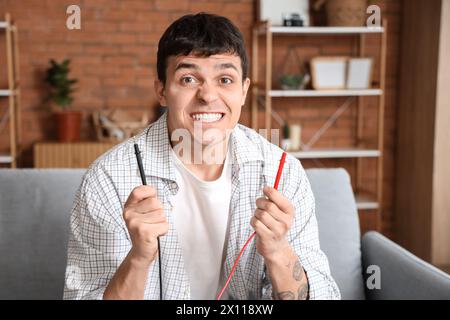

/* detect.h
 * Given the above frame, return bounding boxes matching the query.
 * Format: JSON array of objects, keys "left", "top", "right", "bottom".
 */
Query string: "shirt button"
[{"left": 171, "top": 182, "right": 177, "bottom": 189}]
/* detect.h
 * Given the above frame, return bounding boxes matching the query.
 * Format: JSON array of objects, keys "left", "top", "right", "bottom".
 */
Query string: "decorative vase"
[
  {"left": 326, "top": 0, "right": 368, "bottom": 27},
  {"left": 54, "top": 110, "right": 82, "bottom": 142}
]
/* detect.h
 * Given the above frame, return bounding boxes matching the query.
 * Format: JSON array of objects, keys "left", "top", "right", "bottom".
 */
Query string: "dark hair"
[{"left": 156, "top": 13, "right": 249, "bottom": 84}]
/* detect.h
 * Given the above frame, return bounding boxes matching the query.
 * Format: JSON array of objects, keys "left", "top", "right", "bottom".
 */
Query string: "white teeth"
[{"left": 191, "top": 113, "right": 223, "bottom": 122}]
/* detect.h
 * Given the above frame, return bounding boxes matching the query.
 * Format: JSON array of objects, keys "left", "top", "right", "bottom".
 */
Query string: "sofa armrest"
[{"left": 361, "top": 231, "right": 450, "bottom": 300}]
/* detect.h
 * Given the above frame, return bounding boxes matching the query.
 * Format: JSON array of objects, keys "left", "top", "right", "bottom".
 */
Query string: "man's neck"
[{"left": 171, "top": 137, "right": 230, "bottom": 182}]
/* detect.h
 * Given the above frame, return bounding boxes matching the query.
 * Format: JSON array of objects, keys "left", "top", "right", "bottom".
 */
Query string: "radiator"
[{"left": 34, "top": 142, "right": 116, "bottom": 168}]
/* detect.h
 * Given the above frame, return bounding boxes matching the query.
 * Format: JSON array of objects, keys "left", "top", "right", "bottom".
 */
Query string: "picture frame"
[
  {"left": 310, "top": 57, "right": 347, "bottom": 90},
  {"left": 258, "top": 0, "right": 310, "bottom": 27},
  {"left": 346, "top": 58, "right": 373, "bottom": 89}
]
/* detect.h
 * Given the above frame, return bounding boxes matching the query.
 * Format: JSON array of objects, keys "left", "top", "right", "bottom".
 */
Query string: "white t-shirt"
[{"left": 170, "top": 146, "right": 232, "bottom": 300}]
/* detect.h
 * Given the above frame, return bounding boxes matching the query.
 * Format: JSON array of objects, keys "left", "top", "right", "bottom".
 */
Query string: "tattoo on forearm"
[
  {"left": 274, "top": 259, "right": 308, "bottom": 300},
  {"left": 277, "top": 291, "right": 295, "bottom": 300},
  {"left": 297, "top": 283, "right": 309, "bottom": 300},
  {"left": 293, "top": 260, "right": 303, "bottom": 282}
]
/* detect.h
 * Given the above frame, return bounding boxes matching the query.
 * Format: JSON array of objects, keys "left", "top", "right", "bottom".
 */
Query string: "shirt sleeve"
[
  {"left": 63, "top": 165, "right": 131, "bottom": 300},
  {"left": 261, "top": 156, "right": 341, "bottom": 300}
]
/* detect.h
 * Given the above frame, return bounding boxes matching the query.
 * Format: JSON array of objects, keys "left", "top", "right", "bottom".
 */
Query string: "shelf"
[
  {"left": 0, "top": 89, "right": 13, "bottom": 96},
  {"left": 0, "top": 21, "right": 8, "bottom": 29},
  {"left": 290, "top": 148, "right": 380, "bottom": 159},
  {"left": 0, "top": 155, "right": 14, "bottom": 164},
  {"left": 268, "top": 89, "right": 383, "bottom": 97},
  {"left": 267, "top": 26, "right": 384, "bottom": 35},
  {"left": 356, "top": 194, "right": 379, "bottom": 210}
]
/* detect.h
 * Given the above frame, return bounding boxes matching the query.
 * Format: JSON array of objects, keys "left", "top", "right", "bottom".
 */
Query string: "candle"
[{"left": 290, "top": 124, "right": 302, "bottom": 151}]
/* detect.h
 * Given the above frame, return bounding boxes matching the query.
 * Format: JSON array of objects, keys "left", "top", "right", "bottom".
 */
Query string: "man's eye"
[
  {"left": 181, "top": 76, "right": 196, "bottom": 84},
  {"left": 220, "top": 77, "right": 233, "bottom": 85}
]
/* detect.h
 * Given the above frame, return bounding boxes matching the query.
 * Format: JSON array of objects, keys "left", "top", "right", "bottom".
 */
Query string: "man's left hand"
[{"left": 250, "top": 186, "right": 296, "bottom": 260}]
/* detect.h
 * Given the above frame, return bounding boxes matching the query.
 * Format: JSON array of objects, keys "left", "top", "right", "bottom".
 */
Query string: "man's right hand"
[{"left": 123, "top": 185, "right": 169, "bottom": 266}]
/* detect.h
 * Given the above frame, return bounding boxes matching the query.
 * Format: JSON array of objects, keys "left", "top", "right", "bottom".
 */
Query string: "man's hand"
[
  {"left": 123, "top": 185, "right": 169, "bottom": 265},
  {"left": 104, "top": 185, "right": 168, "bottom": 299},
  {"left": 250, "top": 186, "right": 295, "bottom": 259},
  {"left": 250, "top": 186, "right": 309, "bottom": 300}
]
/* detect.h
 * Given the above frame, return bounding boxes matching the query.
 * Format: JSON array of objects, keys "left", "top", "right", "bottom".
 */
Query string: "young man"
[{"left": 63, "top": 13, "right": 340, "bottom": 300}]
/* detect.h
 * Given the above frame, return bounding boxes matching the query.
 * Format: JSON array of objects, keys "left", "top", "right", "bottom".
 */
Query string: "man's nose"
[{"left": 196, "top": 81, "right": 219, "bottom": 104}]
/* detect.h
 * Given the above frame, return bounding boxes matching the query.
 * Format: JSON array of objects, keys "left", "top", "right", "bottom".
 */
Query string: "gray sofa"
[{"left": 0, "top": 168, "right": 449, "bottom": 300}]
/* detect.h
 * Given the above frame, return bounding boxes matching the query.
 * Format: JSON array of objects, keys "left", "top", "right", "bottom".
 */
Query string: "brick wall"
[
  {"left": 0, "top": 0, "right": 255, "bottom": 165},
  {"left": 0, "top": 0, "right": 402, "bottom": 239}
]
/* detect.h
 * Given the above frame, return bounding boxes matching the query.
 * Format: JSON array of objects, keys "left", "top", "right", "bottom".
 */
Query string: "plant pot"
[
  {"left": 54, "top": 111, "right": 82, "bottom": 142},
  {"left": 326, "top": 0, "right": 367, "bottom": 26}
]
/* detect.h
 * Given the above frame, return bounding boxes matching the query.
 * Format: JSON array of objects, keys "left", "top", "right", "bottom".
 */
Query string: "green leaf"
[{"left": 45, "top": 58, "right": 78, "bottom": 109}]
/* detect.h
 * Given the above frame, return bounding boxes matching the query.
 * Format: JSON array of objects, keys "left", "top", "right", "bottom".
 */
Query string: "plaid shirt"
[{"left": 63, "top": 112, "right": 340, "bottom": 300}]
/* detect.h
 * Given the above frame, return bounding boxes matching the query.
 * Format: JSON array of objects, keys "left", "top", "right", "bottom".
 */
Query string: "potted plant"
[
  {"left": 280, "top": 74, "right": 304, "bottom": 90},
  {"left": 45, "top": 59, "right": 81, "bottom": 142}
]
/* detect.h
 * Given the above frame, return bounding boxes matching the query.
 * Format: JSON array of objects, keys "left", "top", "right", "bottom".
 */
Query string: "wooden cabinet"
[
  {"left": 34, "top": 142, "right": 116, "bottom": 168},
  {"left": 396, "top": 0, "right": 450, "bottom": 266}
]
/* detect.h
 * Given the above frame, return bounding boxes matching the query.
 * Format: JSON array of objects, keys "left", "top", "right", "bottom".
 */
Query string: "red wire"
[
  {"left": 216, "top": 231, "right": 256, "bottom": 300},
  {"left": 216, "top": 151, "right": 287, "bottom": 300},
  {"left": 273, "top": 152, "right": 287, "bottom": 190}
]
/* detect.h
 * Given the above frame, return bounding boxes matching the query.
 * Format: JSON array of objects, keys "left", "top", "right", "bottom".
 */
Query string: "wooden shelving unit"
[
  {"left": 251, "top": 21, "right": 387, "bottom": 232},
  {"left": 268, "top": 26, "right": 384, "bottom": 34},
  {"left": 289, "top": 148, "right": 380, "bottom": 159},
  {"left": 0, "top": 13, "right": 21, "bottom": 168},
  {"left": 267, "top": 89, "right": 382, "bottom": 97}
]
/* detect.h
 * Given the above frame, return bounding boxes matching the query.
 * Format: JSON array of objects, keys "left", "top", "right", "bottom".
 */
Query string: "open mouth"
[{"left": 190, "top": 112, "right": 225, "bottom": 123}]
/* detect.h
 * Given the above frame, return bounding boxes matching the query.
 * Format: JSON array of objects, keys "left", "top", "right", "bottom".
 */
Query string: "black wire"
[{"left": 134, "top": 143, "right": 163, "bottom": 300}]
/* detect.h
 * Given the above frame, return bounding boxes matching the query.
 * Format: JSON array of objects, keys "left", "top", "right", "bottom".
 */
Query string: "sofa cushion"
[
  {"left": 306, "top": 168, "right": 365, "bottom": 299},
  {"left": 0, "top": 169, "right": 85, "bottom": 299}
]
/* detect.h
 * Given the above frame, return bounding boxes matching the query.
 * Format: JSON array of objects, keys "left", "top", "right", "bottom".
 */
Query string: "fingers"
[
  {"left": 125, "top": 185, "right": 158, "bottom": 206},
  {"left": 124, "top": 201, "right": 165, "bottom": 221},
  {"left": 256, "top": 197, "right": 286, "bottom": 221},
  {"left": 128, "top": 217, "right": 169, "bottom": 240},
  {"left": 123, "top": 186, "right": 168, "bottom": 262},
  {"left": 253, "top": 187, "right": 295, "bottom": 239},
  {"left": 123, "top": 185, "right": 167, "bottom": 229},
  {"left": 250, "top": 215, "right": 273, "bottom": 239},
  {"left": 129, "top": 210, "right": 167, "bottom": 225},
  {"left": 262, "top": 186, "right": 295, "bottom": 216},
  {"left": 253, "top": 208, "right": 289, "bottom": 238},
  {"left": 129, "top": 196, "right": 163, "bottom": 214}
]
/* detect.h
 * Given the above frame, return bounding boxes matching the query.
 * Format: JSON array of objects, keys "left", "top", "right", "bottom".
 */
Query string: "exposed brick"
[{"left": 154, "top": 0, "right": 189, "bottom": 12}]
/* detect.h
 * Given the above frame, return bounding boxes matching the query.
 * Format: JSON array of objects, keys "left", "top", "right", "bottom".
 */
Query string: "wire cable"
[
  {"left": 217, "top": 151, "right": 287, "bottom": 300},
  {"left": 134, "top": 143, "right": 163, "bottom": 300}
]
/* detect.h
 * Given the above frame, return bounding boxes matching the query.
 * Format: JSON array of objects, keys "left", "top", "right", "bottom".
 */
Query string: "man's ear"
[
  {"left": 241, "top": 77, "right": 251, "bottom": 106},
  {"left": 154, "top": 79, "right": 167, "bottom": 106}
]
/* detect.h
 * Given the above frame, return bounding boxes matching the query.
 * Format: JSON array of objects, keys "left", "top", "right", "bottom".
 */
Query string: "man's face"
[{"left": 155, "top": 53, "right": 251, "bottom": 146}]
